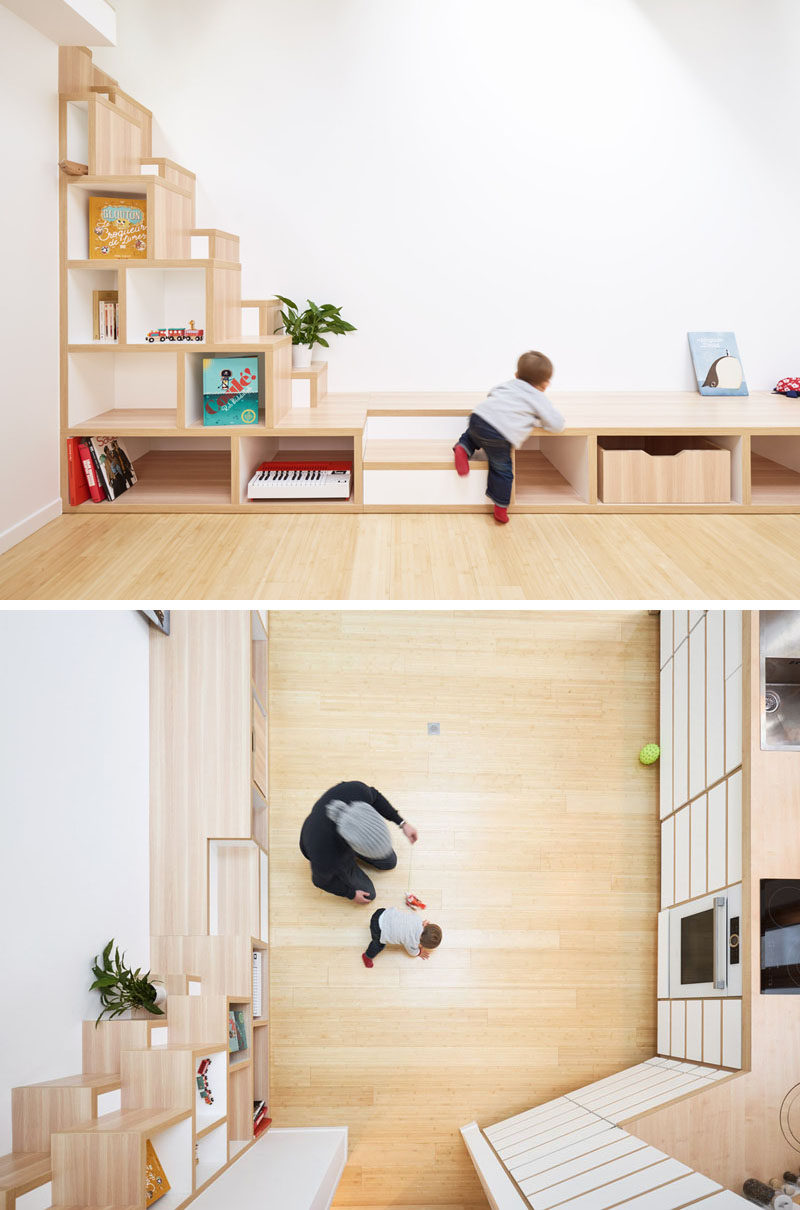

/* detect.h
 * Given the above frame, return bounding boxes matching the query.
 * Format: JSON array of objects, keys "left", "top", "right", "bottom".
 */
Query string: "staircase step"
[
  {"left": 12, "top": 1076, "right": 122, "bottom": 1152},
  {"left": 57, "top": 1107, "right": 191, "bottom": 1137},
  {"left": 16, "top": 1075, "right": 119, "bottom": 1093},
  {"left": 0, "top": 1152, "right": 51, "bottom": 1200},
  {"left": 363, "top": 440, "right": 481, "bottom": 469},
  {"left": 190, "top": 229, "right": 239, "bottom": 261},
  {"left": 82, "top": 1018, "right": 168, "bottom": 1076},
  {"left": 291, "top": 362, "right": 328, "bottom": 408},
  {"left": 140, "top": 157, "right": 196, "bottom": 188},
  {"left": 241, "top": 298, "right": 283, "bottom": 339}
]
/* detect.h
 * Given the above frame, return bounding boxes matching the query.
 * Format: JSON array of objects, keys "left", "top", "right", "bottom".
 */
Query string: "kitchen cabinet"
[
  {"left": 674, "top": 806, "right": 690, "bottom": 903},
  {"left": 685, "top": 1000, "right": 702, "bottom": 1061},
  {"left": 706, "top": 611, "right": 725, "bottom": 787},
  {"left": 727, "top": 772, "right": 742, "bottom": 884},
  {"left": 657, "top": 911, "right": 669, "bottom": 997},
  {"left": 725, "top": 666, "right": 742, "bottom": 773},
  {"left": 673, "top": 640, "right": 689, "bottom": 811},
  {"left": 661, "top": 816, "right": 675, "bottom": 908},
  {"left": 657, "top": 1001, "right": 670, "bottom": 1054},
  {"left": 721, "top": 1000, "right": 742, "bottom": 1068},
  {"left": 689, "top": 622, "right": 706, "bottom": 800},
  {"left": 703, "top": 999, "right": 722, "bottom": 1066},
  {"left": 707, "top": 782, "right": 727, "bottom": 892},
  {"left": 660, "top": 610, "right": 673, "bottom": 668},
  {"left": 660, "top": 662, "right": 673, "bottom": 819},
  {"left": 725, "top": 611, "right": 742, "bottom": 678},
  {"left": 670, "top": 1001, "right": 685, "bottom": 1058},
  {"left": 690, "top": 795, "right": 707, "bottom": 899}
]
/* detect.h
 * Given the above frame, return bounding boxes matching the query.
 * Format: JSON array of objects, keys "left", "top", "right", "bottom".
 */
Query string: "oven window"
[{"left": 681, "top": 908, "right": 714, "bottom": 984}]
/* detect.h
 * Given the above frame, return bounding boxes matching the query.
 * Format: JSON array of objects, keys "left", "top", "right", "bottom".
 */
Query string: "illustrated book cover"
[
  {"left": 86, "top": 436, "right": 137, "bottom": 501},
  {"left": 688, "top": 332, "right": 748, "bottom": 396},
  {"left": 202, "top": 356, "right": 259, "bottom": 426},
  {"left": 144, "top": 1140, "right": 170, "bottom": 1205},
  {"left": 89, "top": 196, "right": 147, "bottom": 259}
]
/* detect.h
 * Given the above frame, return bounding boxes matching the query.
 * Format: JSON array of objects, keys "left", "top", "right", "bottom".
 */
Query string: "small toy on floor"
[
  {"left": 361, "top": 906, "right": 442, "bottom": 966},
  {"left": 405, "top": 892, "right": 426, "bottom": 910}
]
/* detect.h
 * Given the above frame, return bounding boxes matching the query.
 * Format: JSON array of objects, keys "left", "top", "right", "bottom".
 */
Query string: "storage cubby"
[
  {"left": 597, "top": 436, "right": 734, "bottom": 504},
  {"left": 68, "top": 436, "right": 232, "bottom": 509},
  {"left": 67, "top": 180, "right": 148, "bottom": 261},
  {"left": 68, "top": 349, "right": 179, "bottom": 428},
  {"left": 750, "top": 435, "right": 800, "bottom": 504},
  {"left": 514, "top": 435, "right": 590, "bottom": 505},
  {"left": 237, "top": 435, "right": 356, "bottom": 505},
  {"left": 184, "top": 349, "right": 266, "bottom": 429},
  {"left": 252, "top": 1019, "right": 269, "bottom": 1104},
  {"left": 228, "top": 1001, "right": 251, "bottom": 1069},
  {"left": 67, "top": 267, "right": 119, "bottom": 345},
  {"left": 194, "top": 1121, "right": 227, "bottom": 1190},
  {"left": 65, "top": 99, "right": 89, "bottom": 165},
  {"left": 227, "top": 1060, "right": 253, "bottom": 1145},
  {"left": 251, "top": 941, "right": 268, "bottom": 1025},
  {"left": 194, "top": 1051, "right": 227, "bottom": 1136},
  {"left": 252, "top": 784, "right": 268, "bottom": 850},
  {"left": 148, "top": 1117, "right": 193, "bottom": 1210},
  {"left": 126, "top": 267, "right": 206, "bottom": 345}
]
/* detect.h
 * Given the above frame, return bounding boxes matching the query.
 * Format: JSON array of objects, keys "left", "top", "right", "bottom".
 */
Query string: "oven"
[{"left": 668, "top": 884, "right": 742, "bottom": 998}]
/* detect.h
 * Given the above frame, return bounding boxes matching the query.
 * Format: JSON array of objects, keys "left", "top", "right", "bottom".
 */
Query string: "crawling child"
[
  {"left": 453, "top": 350, "right": 565, "bottom": 524},
  {"left": 361, "top": 907, "right": 442, "bottom": 967}
]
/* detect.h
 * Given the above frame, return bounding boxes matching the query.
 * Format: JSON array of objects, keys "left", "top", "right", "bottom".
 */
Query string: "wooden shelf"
[
  {"left": 196, "top": 1115, "right": 227, "bottom": 1141},
  {"left": 72, "top": 450, "right": 232, "bottom": 510},
  {"left": 750, "top": 451, "right": 800, "bottom": 504},
  {"left": 514, "top": 450, "right": 586, "bottom": 505},
  {"left": 251, "top": 1018, "right": 268, "bottom": 1029},
  {"left": 69, "top": 409, "right": 178, "bottom": 433},
  {"left": 227, "top": 1057, "right": 251, "bottom": 1071},
  {"left": 363, "top": 439, "right": 481, "bottom": 470}
]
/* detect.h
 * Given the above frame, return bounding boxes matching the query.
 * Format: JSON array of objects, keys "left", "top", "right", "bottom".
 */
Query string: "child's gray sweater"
[{"left": 472, "top": 379, "right": 566, "bottom": 448}]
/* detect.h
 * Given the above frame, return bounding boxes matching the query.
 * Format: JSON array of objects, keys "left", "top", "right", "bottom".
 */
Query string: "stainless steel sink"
[{"left": 760, "top": 612, "right": 800, "bottom": 750}]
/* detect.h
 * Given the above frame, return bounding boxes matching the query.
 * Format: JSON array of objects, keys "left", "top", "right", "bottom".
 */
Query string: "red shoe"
[
  {"left": 361, "top": 952, "right": 374, "bottom": 968},
  {"left": 453, "top": 444, "right": 470, "bottom": 476},
  {"left": 494, "top": 505, "right": 509, "bottom": 524}
]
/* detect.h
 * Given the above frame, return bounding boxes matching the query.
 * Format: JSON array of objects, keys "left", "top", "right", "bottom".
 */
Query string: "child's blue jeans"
[{"left": 457, "top": 414, "right": 513, "bottom": 507}]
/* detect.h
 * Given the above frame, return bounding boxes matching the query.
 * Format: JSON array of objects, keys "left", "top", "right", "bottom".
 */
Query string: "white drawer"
[{"left": 363, "top": 467, "right": 489, "bottom": 506}]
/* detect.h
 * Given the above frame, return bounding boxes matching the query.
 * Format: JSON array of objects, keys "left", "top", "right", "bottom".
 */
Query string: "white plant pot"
[{"left": 292, "top": 344, "right": 313, "bottom": 369}]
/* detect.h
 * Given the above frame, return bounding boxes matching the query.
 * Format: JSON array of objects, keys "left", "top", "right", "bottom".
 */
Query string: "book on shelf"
[
  {"left": 228, "top": 1009, "right": 240, "bottom": 1053},
  {"left": 202, "top": 355, "right": 259, "bottom": 426},
  {"left": 77, "top": 439, "right": 106, "bottom": 503},
  {"left": 234, "top": 1008, "right": 248, "bottom": 1051},
  {"left": 89, "top": 195, "right": 147, "bottom": 259},
  {"left": 144, "top": 1139, "right": 170, "bottom": 1205},
  {"left": 85, "top": 436, "right": 137, "bottom": 501},
  {"left": 252, "top": 950, "right": 262, "bottom": 1019},
  {"left": 67, "top": 437, "right": 90, "bottom": 506},
  {"left": 253, "top": 1100, "right": 271, "bottom": 1137},
  {"left": 688, "top": 331, "right": 748, "bottom": 396},
  {"left": 92, "top": 289, "right": 119, "bottom": 342}
]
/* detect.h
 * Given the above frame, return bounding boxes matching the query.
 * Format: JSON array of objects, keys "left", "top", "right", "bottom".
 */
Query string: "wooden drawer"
[{"left": 597, "top": 438, "right": 731, "bottom": 503}]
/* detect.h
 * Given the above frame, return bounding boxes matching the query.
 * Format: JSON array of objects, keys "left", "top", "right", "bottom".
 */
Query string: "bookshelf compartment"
[
  {"left": 68, "top": 349, "right": 179, "bottom": 428},
  {"left": 751, "top": 435, "right": 800, "bottom": 504},
  {"left": 515, "top": 435, "right": 590, "bottom": 505},
  {"left": 195, "top": 1122, "right": 227, "bottom": 1190},
  {"left": 237, "top": 435, "right": 356, "bottom": 506},
  {"left": 148, "top": 1116, "right": 193, "bottom": 1210},
  {"left": 126, "top": 267, "right": 207, "bottom": 345},
  {"left": 252, "top": 1020, "right": 269, "bottom": 1106},
  {"left": 184, "top": 349, "right": 267, "bottom": 429},
  {"left": 227, "top": 1058, "right": 253, "bottom": 1144},
  {"left": 194, "top": 1051, "right": 227, "bottom": 1136},
  {"left": 251, "top": 942, "right": 268, "bottom": 1025},
  {"left": 228, "top": 1000, "right": 251, "bottom": 1068},
  {"left": 67, "top": 267, "right": 119, "bottom": 345},
  {"left": 67, "top": 181, "right": 148, "bottom": 261},
  {"left": 252, "top": 784, "right": 268, "bottom": 851},
  {"left": 69, "top": 438, "right": 232, "bottom": 509}
]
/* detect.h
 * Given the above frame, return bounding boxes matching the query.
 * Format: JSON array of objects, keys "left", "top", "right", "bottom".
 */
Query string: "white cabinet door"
[
  {"left": 703, "top": 999, "right": 722, "bottom": 1066},
  {"left": 707, "top": 783, "right": 727, "bottom": 892},
  {"left": 670, "top": 1000, "right": 686, "bottom": 1058},
  {"left": 727, "top": 771, "right": 742, "bottom": 885},
  {"left": 661, "top": 815, "right": 675, "bottom": 909},
  {"left": 685, "top": 1000, "right": 702, "bottom": 1061},
  {"left": 660, "top": 611, "right": 674, "bottom": 668},
  {"left": 706, "top": 611, "right": 725, "bottom": 788},
  {"left": 660, "top": 663, "right": 673, "bottom": 819},
  {"left": 657, "top": 1000, "right": 671, "bottom": 1055},
  {"left": 657, "top": 910, "right": 670, "bottom": 998},
  {"left": 674, "top": 611, "right": 689, "bottom": 650},
  {"left": 673, "top": 640, "right": 689, "bottom": 811},
  {"left": 725, "top": 610, "right": 742, "bottom": 677},
  {"left": 722, "top": 999, "right": 742, "bottom": 1069},
  {"left": 725, "top": 666, "right": 742, "bottom": 773},
  {"left": 674, "top": 806, "right": 690, "bottom": 904},
  {"left": 689, "top": 621, "right": 706, "bottom": 800},
  {"left": 690, "top": 795, "right": 707, "bottom": 900}
]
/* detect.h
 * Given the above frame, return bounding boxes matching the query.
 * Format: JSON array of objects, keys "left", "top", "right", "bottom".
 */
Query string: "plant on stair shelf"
[
  {"left": 274, "top": 295, "right": 356, "bottom": 369},
  {"left": 90, "top": 938, "right": 166, "bottom": 1024}
]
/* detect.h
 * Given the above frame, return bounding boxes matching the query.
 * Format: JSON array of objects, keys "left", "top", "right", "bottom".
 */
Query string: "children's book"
[
  {"left": 67, "top": 437, "right": 90, "bottom": 506},
  {"left": 144, "top": 1139, "right": 170, "bottom": 1205},
  {"left": 89, "top": 196, "right": 147, "bottom": 259},
  {"left": 688, "top": 332, "right": 748, "bottom": 396},
  {"left": 234, "top": 1009, "right": 248, "bottom": 1051},
  {"left": 202, "top": 356, "right": 259, "bottom": 426},
  {"left": 228, "top": 1010, "right": 240, "bottom": 1052},
  {"left": 87, "top": 436, "right": 137, "bottom": 501}
]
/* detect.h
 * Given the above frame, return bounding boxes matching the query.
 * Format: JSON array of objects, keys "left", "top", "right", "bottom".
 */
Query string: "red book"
[
  {"left": 254, "top": 1116, "right": 271, "bottom": 1138},
  {"left": 67, "top": 437, "right": 90, "bottom": 506},
  {"left": 77, "top": 439, "right": 105, "bottom": 502}
]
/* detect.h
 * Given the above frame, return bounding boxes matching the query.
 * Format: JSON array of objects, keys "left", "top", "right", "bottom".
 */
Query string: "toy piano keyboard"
[{"left": 247, "top": 460, "right": 352, "bottom": 499}]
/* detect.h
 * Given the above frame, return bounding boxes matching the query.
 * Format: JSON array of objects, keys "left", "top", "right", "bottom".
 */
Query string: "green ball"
[{"left": 639, "top": 742, "right": 660, "bottom": 766}]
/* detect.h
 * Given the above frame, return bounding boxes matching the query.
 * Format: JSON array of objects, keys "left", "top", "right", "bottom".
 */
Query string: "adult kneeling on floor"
[{"left": 300, "top": 781, "right": 418, "bottom": 903}]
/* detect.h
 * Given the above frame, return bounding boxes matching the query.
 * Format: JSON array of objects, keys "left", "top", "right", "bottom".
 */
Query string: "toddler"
[
  {"left": 453, "top": 350, "right": 565, "bottom": 524},
  {"left": 361, "top": 907, "right": 442, "bottom": 967}
]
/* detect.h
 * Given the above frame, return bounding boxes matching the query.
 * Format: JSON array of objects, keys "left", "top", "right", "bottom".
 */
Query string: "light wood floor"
[
  {"left": 268, "top": 611, "right": 660, "bottom": 1210},
  {"left": 2, "top": 512, "right": 800, "bottom": 599}
]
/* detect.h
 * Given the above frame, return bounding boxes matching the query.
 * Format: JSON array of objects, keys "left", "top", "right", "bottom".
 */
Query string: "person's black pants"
[
  {"left": 457, "top": 413, "right": 514, "bottom": 507},
  {"left": 346, "top": 848, "right": 398, "bottom": 901},
  {"left": 365, "top": 908, "right": 386, "bottom": 959}
]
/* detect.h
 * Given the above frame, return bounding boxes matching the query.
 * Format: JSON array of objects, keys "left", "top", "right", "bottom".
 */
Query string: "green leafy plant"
[
  {"left": 274, "top": 295, "right": 356, "bottom": 348},
  {"left": 90, "top": 939, "right": 165, "bottom": 1025}
]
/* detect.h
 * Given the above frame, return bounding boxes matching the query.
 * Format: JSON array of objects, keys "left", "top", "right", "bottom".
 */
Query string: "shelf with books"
[
  {"left": 194, "top": 1121, "right": 227, "bottom": 1191},
  {"left": 146, "top": 1116, "right": 193, "bottom": 1210},
  {"left": 66, "top": 179, "right": 149, "bottom": 262},
  {"left": 251, "top": 941, "right": 267, "bottom": 1026},
  {"left": 67, "top": 266, "right": 120, "bottom": 344},
  {"left": 67, "top": 439, "right": 232, "bottom": 511},
  {"left": 125, "top": 267, "right": 206, "bottom": 346},
  {"left": 67, "top": 348, "right": 179, "bottom": 427},
  {"left": 236, "top": 435, "right": 359, "bottom": 510},
  {"left": 227, "top": 1003, "right": 250, "bottom": 1068},
  {"left": 184, "top": 349, "right": 267, "bottom": 430}
]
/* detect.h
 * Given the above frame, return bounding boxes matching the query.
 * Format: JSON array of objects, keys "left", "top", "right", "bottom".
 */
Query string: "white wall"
[
  {"left": 94, "top": 0, "right": 800, "bottom": 391},
  {"left": 0, "top": 6, "right": 61, "bottom": 553},
  {"left": 0, "top": 610, "right": 150, "bottom": 1152}
]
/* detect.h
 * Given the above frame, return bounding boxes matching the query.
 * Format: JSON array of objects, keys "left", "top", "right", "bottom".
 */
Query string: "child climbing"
[
  {"left": 361, "top": 908, "right": 442, "bottom": 967},
  {"left": 453, "top": 350, "right": 565, "bottom": 524}
]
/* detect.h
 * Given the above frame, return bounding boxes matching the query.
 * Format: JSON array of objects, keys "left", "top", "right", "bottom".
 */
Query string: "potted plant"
[
  {"left": 274, "top": 296, "right": 356, "bottom": 369},
  {"left": 90, "top": 939, "right": 166, "bottom": 1024}
]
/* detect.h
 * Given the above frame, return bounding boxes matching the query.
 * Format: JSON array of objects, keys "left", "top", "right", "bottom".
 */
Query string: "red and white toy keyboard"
[{"left": 247, "top": 460, "right": 352, "bottom": 499}]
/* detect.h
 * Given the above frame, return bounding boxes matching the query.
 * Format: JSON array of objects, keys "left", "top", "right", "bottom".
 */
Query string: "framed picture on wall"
[{"left": 139, "top": 610, "right": 170, "bottom": 635}]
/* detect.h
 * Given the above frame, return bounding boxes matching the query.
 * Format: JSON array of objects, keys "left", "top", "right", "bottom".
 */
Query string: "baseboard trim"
[{"left": 0, "top": 497, "right": 62, "bottom": 556}]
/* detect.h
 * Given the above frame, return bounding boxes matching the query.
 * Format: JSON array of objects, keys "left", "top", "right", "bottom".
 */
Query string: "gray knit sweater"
[{"left": 472, "top": 379, "right": 566, "bottom": 448}]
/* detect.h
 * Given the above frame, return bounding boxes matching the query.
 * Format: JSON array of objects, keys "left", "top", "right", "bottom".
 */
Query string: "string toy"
[{"left": 404, "top": 839, "right": 426, "bottom": 911}]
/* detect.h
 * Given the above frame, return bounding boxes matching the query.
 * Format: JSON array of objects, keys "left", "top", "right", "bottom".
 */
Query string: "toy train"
[{"left": 145, "top": 324, "right": 204, "bottom": 342}]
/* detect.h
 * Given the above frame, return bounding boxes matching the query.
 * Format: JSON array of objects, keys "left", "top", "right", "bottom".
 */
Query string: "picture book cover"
[
  {"left": 202, "top": 356, "right": 259, "bottom": 426},
  {"left": 145, "top": 1140, "right": 170, "bottom": 1205},
  {"left": 688, "top": 332, "right": 748, "bottom": 396},
  {"left": 228, "top": 1010, "right": 240, "bottom": 1052},
  {"left": 89, "top": 196, "right": 147, "bottom": 259},
  {"left": 87, "top": 436, "right": 137, "bottom": 501},
  {"left": 234, "top": 1009, "right": 248, "bottom": 1051}
]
